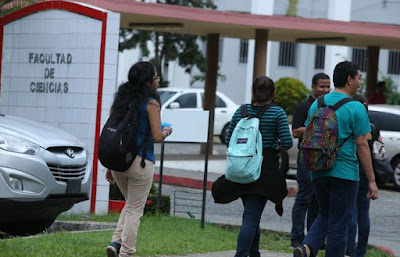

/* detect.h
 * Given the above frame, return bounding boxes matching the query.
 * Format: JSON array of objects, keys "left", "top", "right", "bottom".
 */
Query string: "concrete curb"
[{"left": 48, "top": 220, "right": 116, "bottom": 232}]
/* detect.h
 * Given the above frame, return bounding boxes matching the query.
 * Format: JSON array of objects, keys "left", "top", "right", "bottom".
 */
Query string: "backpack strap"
[
  {"left": 330, "top": 97, "right": 355, "bottom": 111},
  {"left": 130, "top": 100, "right": 151, "bottom": 168},
  {"left": 317, "top": 95, "right": 326, "bottom": 108},
  {"left": 338, "top": 132, "right": 353, "bottom": 147},
  {"left": 370, "top": 123, "right": 379, "bottom": 141},
  {"left": 139, "top": 128, "right": 151, "bottom": 168},
  {"left": 332, "top": 98, "right": 356, "bottom": 147},
  {"left": 240, "top": 104, "right": 248, "bottom": 118},
  {"left": 255, "top": 104, "right": 273, "bottom": 119}
]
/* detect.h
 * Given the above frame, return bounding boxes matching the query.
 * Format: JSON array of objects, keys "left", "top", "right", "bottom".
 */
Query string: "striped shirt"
[{"left": 225, "top": 104, "right": 293, "bottom": 150}]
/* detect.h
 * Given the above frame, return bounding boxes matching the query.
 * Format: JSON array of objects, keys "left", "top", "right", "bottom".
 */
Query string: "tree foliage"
[
  {"left": 380, "top": 74, "right": 400, "bottom": 105},
  {"left": 119, "top": 0, "right": 216, "bottom": 86},
  {"left": 0, "top": 0, "right": 34, "bottom": 17},
  {"left": 275, "top": 77, "right": 309, "bottom": 116},
  {"left": 286, "top": 0, "right": 298, "bottom": 16}
]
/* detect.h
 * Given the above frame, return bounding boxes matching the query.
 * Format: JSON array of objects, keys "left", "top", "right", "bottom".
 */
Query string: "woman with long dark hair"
[
  {"left": 105, "top": 61, "right": 172, "bottom": 257},
  {"left": 225, "top": 76, "right": 293, "bottom": 257}
]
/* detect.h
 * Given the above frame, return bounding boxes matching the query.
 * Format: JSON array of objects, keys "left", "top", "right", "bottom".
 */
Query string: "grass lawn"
[{"left": 0, "top": 214, "right": 391, "bottom": 257}]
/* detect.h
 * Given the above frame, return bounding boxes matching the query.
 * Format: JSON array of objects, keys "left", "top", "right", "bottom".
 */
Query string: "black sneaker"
[
  {"left": 293, "top": 245, "right": 308, "bottom": 257},
  {"left": 106, "top": 242, "right": 121, "bottom": 257}
]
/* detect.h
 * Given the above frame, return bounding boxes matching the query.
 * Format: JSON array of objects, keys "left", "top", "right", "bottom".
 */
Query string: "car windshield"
[{"left": 158, "top": 91, "right": 177, "bottom": 105}]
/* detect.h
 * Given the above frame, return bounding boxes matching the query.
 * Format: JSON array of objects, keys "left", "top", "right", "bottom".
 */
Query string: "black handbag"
[{"left": 370, "top": 124, "right": 393, "bottom": 184}]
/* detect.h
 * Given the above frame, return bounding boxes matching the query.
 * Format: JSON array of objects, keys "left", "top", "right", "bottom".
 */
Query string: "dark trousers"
[
  {"left": 346, "top": 189, "right": 371, "bottom": 257},
  {"left": 290, "top": 158, "right": 318, "bottom": 242},
  {"left": 235, "top": 195, "right": 267, "bottom": 257},
  {"left": 303, "top": 177, "right": 359, "bottom": 257}
]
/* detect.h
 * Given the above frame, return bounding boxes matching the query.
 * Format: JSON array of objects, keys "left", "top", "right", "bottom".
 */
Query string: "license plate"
[{"left": 66, "top": 179, "right": 81, "bottom": 194}]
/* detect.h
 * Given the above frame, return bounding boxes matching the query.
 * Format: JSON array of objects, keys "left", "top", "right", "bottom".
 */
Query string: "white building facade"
[{"left": 118, "top": 0, "right": 400, "bottom": 105}]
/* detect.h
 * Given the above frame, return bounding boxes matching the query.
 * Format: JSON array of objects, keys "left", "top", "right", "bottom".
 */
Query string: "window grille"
[
  {"left": 314, "top": 45, "right": 325, "bottom": 69},
  {"left": 278, "top": 42, "right": 296, "bottom": 67},
  {"left": 352, "top": 48, "right": 368, "bottom": 72},
  {"left": 239, "top": 39, "right": 249, "bottom": 63},
  {"left": 388, "top": 50, "right": 400, "bottom": 75}
]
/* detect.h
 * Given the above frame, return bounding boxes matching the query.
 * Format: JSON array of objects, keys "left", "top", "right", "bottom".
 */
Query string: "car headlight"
[{"left": 0, "top": 133, "right": 40, "bottom": 155}]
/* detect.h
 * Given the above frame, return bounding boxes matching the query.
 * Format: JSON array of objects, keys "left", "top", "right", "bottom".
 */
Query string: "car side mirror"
[{"left": 169, "top": 102, "right": 180, "bottom": 109}]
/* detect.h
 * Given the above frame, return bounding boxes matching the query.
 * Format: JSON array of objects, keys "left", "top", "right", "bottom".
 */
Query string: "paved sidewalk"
[{"left": 153, "top": 155, "right": 298, "bottom": 197}]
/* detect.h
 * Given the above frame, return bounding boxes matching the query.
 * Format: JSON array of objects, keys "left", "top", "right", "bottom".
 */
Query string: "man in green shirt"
[{"left": 293, "top": 61, "right": 379, "bottom": 257}]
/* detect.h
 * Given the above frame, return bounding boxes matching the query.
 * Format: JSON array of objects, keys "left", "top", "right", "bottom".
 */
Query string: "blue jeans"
[
  {"left": 346, "top": 189, "right": 371, "bottom": 257},
  {"left": 235, "top": 195, "right": 267, "bottom": 257},
  {"left": 303, "top": 177, "right": 359, "bottom": 257},
  {"left": 291, "top": 158, "right": 318, "bottom": 242}
]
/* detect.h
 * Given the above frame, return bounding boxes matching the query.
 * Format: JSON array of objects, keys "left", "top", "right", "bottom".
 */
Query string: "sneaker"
[
  {"left": 293, "top": 245, "right": 308, "bottom": 257},
  {"left": 106, "top": 242, "right": 121, "bottom": 257}
]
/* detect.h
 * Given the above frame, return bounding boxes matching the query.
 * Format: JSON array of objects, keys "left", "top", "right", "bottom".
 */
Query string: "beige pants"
[{"left": 111, "top": 157, "right": 154, "bottom": 257}]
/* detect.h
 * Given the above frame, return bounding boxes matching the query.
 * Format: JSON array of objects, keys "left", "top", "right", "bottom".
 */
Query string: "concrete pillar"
[
  {"left": 366, "top": 46, "right": 380, "bottom": 98},
  {"left": 253, "top": 29, "right": 269, "bottom": 81},
  {"left": 324, "top": 0, "right": 351, "bottom": 80},
  {"left": 203, "top": 33, "right": 219, "bottom": 154},
  {"left": 245, "top": 0, "right": 274, "bottom": 102}
]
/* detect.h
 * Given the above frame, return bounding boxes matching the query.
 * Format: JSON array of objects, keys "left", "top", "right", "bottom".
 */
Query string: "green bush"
[
  {"left": 380, "top": 74, "right": 400, "bottom": 105},
  {"left": 109, "top": 183, "right": 171, "bottom": 215},
  {"left": 275, "top": 77, "right": 309, "bottom": 116}
]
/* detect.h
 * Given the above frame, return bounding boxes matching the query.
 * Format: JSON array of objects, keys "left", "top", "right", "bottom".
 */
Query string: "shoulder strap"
[
  {"left": 331, "top": 98, "right": 355, "bottom": 111},
  {"left": 334, "top": 98, "right": 357, "bottom": 147},
  {"left": 240, "top": 104, "right": 248, "bottom": 118},
  {"left": 317, "top": 95, "right": 325, "bottom": 108},
  {"left": 255, "top": 104, "right": 273, "bottom": 119},
  {"left": 370, "top": 123, "right": 379, "bottom": 141}
]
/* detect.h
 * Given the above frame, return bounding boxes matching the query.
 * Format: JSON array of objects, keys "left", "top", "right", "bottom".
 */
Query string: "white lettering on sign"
[{"left": 28, "top": 52, "right": 72, "bottom": 94}]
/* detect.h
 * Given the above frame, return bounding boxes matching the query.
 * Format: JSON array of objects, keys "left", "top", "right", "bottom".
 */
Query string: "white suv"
[
  {"left": 158, "top": 88, "right": 238, "bottom": 143},
  {"left": 0, "top": 114, "right": 92, "bottom": 235}
]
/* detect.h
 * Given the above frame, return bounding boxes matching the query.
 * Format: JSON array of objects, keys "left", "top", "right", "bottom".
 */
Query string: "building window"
[
  {"left": 352, "top": 48, "right": 368, "bottom": 72},
  {"left": 388, "top": 50, "right": 400, "bottom": 75},
  {"left": 279, "top": 42, "right": 296, "bottom": 67},
  {"left": 218, "top": 38, "right": 224, "bottom": 63},
  {"left": 239, "top": 39, "right": 249, "bottom": 63},
  {"left": 314, "top": 45, "right": 325, "bottom": 69}
]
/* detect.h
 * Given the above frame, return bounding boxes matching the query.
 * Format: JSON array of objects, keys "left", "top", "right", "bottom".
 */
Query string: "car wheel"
[
  {"left": 278, "top": 152, "right": 289, "bottom": 176},
  {"left": 219, "top": 123, "right": 229, "bottom": 144},
  {"left": 392, "top": 157, "right": 400, "bottom": 191},
  {"left": 0, "top": 218, "right": 56, "bottom": 236}
]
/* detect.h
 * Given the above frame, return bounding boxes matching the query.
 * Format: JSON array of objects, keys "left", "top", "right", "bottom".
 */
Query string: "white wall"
[{"left": 1, "top": 7, "right": 120, "bottom": 214}]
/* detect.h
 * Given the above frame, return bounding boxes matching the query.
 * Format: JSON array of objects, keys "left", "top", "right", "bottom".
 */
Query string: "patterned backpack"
[
  {"left": 225, "top": 104, "right": 271, "bottom": 184},
  {"left": 299, "top": 96, "right": 354, "bottom": 172}
]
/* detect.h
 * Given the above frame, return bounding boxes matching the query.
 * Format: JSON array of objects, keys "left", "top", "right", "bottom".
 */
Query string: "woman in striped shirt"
[{"left": 226, "top": 76, "right": 293, "bottom": 257}]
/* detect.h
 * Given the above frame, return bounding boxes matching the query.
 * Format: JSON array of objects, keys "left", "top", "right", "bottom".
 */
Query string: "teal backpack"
[{"left": 225, "top": 104, "right": 271, "bottom": 184}]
